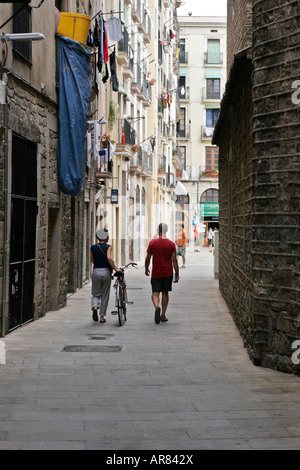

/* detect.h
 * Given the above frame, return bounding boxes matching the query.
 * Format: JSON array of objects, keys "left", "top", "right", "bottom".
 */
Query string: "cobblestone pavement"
[{"left": 0, "top": 247, "right": 300, "bottom": 450}]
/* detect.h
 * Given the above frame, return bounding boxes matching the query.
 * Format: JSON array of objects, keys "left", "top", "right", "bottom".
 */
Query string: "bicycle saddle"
[{"left": 114, "top": 271, "right": 124, "bottom": 277}]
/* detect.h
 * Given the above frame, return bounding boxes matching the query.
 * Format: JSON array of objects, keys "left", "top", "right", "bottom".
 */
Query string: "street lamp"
[{"left": 1, "top": 33, "right": 45, "bottom": 42}]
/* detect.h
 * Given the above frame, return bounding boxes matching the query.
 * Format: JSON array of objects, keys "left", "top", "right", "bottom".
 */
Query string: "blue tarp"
[{"left": 57, "top": 35, "right": 92, "bottom": 196}]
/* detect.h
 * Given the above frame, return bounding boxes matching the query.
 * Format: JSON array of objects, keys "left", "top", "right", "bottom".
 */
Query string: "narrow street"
[{"left": 0, "top": 247, "right": 299, "bottom": 451}]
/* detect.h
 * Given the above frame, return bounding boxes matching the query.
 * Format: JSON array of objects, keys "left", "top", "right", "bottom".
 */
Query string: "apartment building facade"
[
  {"left": 0, "top": 0, "right": 182, "bottom": 336},
  {"left": 176, "top": 14, "right": 226, "bottom": 246}
]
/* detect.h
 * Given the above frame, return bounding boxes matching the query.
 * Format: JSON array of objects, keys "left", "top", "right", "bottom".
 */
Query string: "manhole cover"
[
  {"left": 89, "top": 336, "right": 108, "bottom": 341},
  {"left": 62, "top": 345, "right": 122, "bottom": 353}
]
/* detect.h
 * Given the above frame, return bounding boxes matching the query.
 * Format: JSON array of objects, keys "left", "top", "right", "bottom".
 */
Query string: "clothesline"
[{"left": 91, "top": 10, "right": 124, "bottom": 21}]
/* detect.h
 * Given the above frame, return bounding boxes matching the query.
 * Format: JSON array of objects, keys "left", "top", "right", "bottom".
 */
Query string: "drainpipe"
[{"left": 1, "top": 73, "right": 8, "bottom": 336}]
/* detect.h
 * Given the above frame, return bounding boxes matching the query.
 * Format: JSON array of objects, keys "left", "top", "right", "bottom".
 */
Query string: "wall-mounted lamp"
[
  {"left": 1, "top": 32, "right": 45, "bottom": 42},
  {"left": 87, "top": 117, "right": 107, "bottom": 125}
]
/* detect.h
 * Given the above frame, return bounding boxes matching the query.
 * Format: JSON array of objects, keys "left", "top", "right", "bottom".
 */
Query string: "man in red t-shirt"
[{"left": 145, "top": 223, "right": 179, "bottom": 324}]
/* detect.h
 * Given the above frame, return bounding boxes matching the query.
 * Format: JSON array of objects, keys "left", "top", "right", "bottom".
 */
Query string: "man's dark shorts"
[{"left": 151, "top": 276, "right": 173, "bottom": 293}]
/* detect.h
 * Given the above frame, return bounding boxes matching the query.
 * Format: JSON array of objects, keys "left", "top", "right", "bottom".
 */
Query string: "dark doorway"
[{"left": 9, "top": 135, "right": 37, "bottom": 331}]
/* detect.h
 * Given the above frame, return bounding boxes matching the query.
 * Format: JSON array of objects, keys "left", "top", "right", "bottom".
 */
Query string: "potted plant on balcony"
[
  {"left": 101, "top": 134, "right": 115, "bottom": 148},
  {"left": 158, "top": 165, "right": 164, "bottom": 174},
  {"left": 132, "top": 144, "right": 141, "bottom": 152},
  {"left": 201, "top": 168, "right": 219, "bottom": 177}
]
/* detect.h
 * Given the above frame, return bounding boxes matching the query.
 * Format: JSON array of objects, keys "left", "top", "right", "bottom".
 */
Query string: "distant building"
[{"left": 177, "top": 14, "right": 226, "bottom": 247}]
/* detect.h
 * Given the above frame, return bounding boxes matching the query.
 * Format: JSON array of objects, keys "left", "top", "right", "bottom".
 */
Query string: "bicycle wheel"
[{"left": 117, "top": 286, "right": 125, "bottom": 326}]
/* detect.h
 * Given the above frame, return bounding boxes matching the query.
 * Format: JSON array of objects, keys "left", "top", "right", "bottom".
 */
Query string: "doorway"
[{"left": 9, "top": 135, "right": 37, "bottom": 331}]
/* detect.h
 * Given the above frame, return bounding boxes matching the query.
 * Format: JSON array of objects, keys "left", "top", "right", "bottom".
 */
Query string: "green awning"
[
  {"left": 205, "top": 104, "right": 220, "bottom": 109},
  {"left": 205, "top": 68, "right": 221, "bottom": 78}
]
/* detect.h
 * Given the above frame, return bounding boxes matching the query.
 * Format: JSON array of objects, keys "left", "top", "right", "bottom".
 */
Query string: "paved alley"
[{"left": 0, "top": 247, "right": 300, "bottom": 450}]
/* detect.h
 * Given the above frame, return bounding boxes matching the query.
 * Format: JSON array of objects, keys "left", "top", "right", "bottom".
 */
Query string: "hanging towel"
[
  {"left": 86, "top": 132, "right": 92, "bottom": 168},
  {"left": 94, "top": 123, "right": 99, "bottom": 161},
  {"left": 106, "top": 15, "right": 123, "bottom": 41}
]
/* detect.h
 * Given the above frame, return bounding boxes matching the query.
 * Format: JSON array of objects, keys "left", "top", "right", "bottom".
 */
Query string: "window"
[
  {"left": 179, "top": 146, "right": 186, "bottom": 170},
  {"left": 201, "top": 188, "right": 219, "bottom": 203},
  {"left": 207, "top": 39, "right": 220, "bottom": 64},
  {"left": 206, "top": 79, "right": 220, "bottom": 99},
  {"left": 13, "top": 2, "right": 31, "bottom": 62},
  {"left": 177, "top": 108, "right": 186, "bottom": 137},
  {"left": 179, "top": 76, "right": 186, "bottom": 98},
  {"left": 205, "top": 147, "right": 219, "bottom": 171},
  {"left": 179, "top": 39, "right": 187, "bottom": 63},
  {"left": 206, "top": 108, "right": 219, "bottom": 128}
]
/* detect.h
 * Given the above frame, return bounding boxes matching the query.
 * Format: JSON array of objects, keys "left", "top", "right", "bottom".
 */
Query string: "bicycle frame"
[{"left": 112, "top": 262, "right": 137, "bottom": 326}]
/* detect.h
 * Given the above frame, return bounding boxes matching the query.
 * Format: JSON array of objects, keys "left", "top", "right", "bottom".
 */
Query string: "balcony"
[
  {"left": 137, "top": 73, "right": 147, "bottom": 101},
  {"left": 158, "top": 97, "right": 163, "bottom": 117},
  {"left": 131, "top": 63, "right": 142, "bottom": 95},
  {"left": 123, "top": 46, "right": 134, "bottom": 79},
  {"left": 202, "top": 87, "right": 220, "bottom": 102},
  {"left": 132, "top": 0, "right": 141, "bottom": 22},
  {"left": 200, "top": 166, "right": 219, "bottom": 179},
  {"left": 172, "top": 149, "right": 181, "bottom": 169},
  {"left": 179, "top": 51, "right": 188, "bottom": 64},
  {"left": 117, "top": 27, "right": 129, "bottom": 65},
  {"left": 96, "top": 158, "right": 113, "bottom": 180},
  {"left": 204, "top": 52, "right": 223, "bottom": 65},
  {"left": 137, "top": 4, "right": 146, "bottom": 33},
  {"left": 201, "top": 126, "right": 215, "bottom": 140},
  {"left": 115, "top": 119, "right": 136, "bottom": 157},
  {"left": 144, "top": 15, "right": 151, "bottom": 43},
  {"left": 143, "top": 81, "right": 152, "bottom": 107},
  {"left": 130, "top": 150, "right": 153, "bottom": 176}
]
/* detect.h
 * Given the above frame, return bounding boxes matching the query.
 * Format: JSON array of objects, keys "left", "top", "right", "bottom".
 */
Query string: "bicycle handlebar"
[{"left": 114, "top": 262, "right": 137, "bottom": 277}]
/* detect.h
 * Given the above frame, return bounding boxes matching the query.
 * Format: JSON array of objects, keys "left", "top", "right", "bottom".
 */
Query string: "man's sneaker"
[
  {"left": 155, "top": 307, "right": 161, "bottom": 324},
  {"left": 92, "top": 309, "right": 98, "bottom": 322},
  {"left": 182, "top": 265, "right": 186, "bottom": 268},
  {"left": 160, "top": 315, "right": 168, "bottom": 322}
]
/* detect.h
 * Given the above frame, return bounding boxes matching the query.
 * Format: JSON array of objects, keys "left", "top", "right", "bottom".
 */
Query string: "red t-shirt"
[{"left": 147, "top": 237, "right": 176, "bottom": 279}]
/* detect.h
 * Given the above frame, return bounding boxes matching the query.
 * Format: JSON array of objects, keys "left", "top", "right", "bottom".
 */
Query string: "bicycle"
[{"left": 111, "top": 262, "right": 137, "bottom": 326}]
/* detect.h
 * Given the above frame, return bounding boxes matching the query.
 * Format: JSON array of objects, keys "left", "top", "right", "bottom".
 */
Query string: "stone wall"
[
  {"left": 226, "top": 0, "right": 253, "bottom": 73},
  {"left": 0, "top": 74, "right": 73, "bottom": 334},
  {"left": 251, "top": 0, "right": 300, "bottom": 372},
  {"left": 214, "top": 0, "right": 300, "bottom": 375}
]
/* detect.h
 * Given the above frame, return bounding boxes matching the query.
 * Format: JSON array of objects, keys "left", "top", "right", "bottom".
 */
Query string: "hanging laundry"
[
  {"left": 86, "top": 132, "right": 92, "bottom": 168},
  {"left": 102, "top": 62, "right": 109, "bottom": 83},
  {"left": 93, "top": 18, "right": 99, "bottom": 47},
  {"left": 87, "top": 28, "right": 93, "bottom": 47},
  {"left": 109, "top": 47, "right": 119, "bottom": 92},
  {"left": 108, "top": 141, "right": 116, "bottom": 161},
  {"left": 106, "top": 15, "right": 123, "bottom": 41},
  {"left": 94, "top": 123, "right": 99, "bottom": 161},
  {"left": 98, "top": 15, "right": 109, "bottom": 72}
]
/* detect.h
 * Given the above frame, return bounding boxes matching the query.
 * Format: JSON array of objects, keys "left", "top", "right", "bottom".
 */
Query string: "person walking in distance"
[
  {"left": 207, "top": 227, "right": 213, "bottom": 253},
  {"left": 176, "top": 223, "right": 187, "bottom": 268},
  {"left": 90, "top": 228, "right": 120, "bottom": 323},
  {"left": 145, "top": 223, "right": 179, "bottom": 324}
]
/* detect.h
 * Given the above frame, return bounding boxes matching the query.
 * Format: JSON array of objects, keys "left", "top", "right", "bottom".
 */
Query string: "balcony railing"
[
  {"left": 131, "top": 150, "right": 152, "bottom": 174},
  {"left": 179, "top": 51, "right": 188, "bottom": 64},
  {"left": 124, "top": 119, "right": 136, "bottom": 146},
  {"left": 203, "top": 87, "right": 220, "bottom": 101},
  {"left": 201, "top": 126, "right": 214, "bottom": 139},
  {"left": 204, "top": 52, "right": 223, "bottom": 65},
  {"left": 118, "top": 27, "right": 129, "bottom": 56}
]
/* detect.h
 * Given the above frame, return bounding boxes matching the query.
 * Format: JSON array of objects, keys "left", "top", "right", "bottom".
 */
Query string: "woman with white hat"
[{"left": 90, "top": 228, "right": 119, "bottom": 323}]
